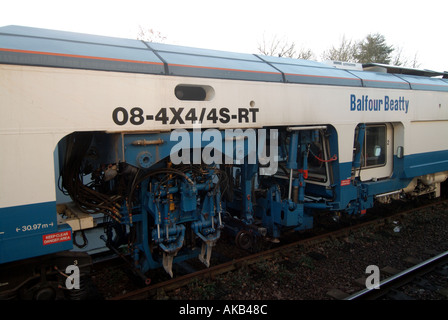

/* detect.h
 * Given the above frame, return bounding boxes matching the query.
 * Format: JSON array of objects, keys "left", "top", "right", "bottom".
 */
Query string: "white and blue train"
[{"left": 1, "top": 25, "right": 447, "bottom": 298}]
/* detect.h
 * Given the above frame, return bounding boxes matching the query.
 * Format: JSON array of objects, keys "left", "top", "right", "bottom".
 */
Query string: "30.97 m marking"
[
  {"left": 16, "top": 222, "right": 53, "bottom": 233},
  {"left": 112, "top": 107, "right": 259, "bottom": 126}
]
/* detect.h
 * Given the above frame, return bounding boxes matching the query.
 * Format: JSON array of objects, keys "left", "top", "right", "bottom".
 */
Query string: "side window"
[
  {"left": 354, "top": 124, "right": 387, "bottom": 168},
  {"left": 364, "top": 125, "right": 386, "bottom": 167}
]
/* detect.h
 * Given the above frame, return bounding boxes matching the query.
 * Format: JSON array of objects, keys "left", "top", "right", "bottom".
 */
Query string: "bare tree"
[
  {"left": 257, "top": 34, "right": 295, "bottom": 57},
  {"left": 137, "top": 25, "right": 167, "bottom": 43},
  {"left": 257, "top": 34, "right": 315, "bottom": 60},
  {"left": 409, "top": 52, "right": 421, "bottom": 69},
  {"left": 296, "top": 48, "right": 315, "bottom": 60},
  {"left": 321, "top": 35, "right": 357, "bottom": 62},
  {"left": 392, "top": 47, "right": 421, "bottom": 68}
]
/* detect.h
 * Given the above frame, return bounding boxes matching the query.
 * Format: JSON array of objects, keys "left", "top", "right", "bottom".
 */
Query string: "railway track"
[
  {"left": 345, "top": 250, "right": 448, "bottom": 300},
  {"left": 109, "top": 198, "right": 448, "bottom": 300}
]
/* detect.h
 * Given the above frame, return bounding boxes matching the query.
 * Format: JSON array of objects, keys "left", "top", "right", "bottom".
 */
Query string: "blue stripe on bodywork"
[
  {"left": 403, "top": 149, "right": 448, "bottom": 177},
  {"left": 0, "top": 201, "right": 73, "bottom": 264}
]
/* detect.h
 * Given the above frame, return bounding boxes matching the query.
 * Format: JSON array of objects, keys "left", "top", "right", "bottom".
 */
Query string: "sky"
[{"left": 1, "top": 0, "right": 447, "bottom": 72}]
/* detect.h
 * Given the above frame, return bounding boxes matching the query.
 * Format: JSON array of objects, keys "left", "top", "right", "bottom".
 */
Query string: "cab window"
[{"left": 355, "top": 124, "right": 387, "bottom": 168}]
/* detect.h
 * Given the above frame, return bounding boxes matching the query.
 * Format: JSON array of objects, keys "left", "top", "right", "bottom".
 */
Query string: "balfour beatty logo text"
[{"left": 350, "top": 94, "right": 409, "bottom": 114}]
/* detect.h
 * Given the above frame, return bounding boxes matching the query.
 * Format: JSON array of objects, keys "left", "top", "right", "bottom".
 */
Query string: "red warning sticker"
[
  {"left": 340, "top": 179, "right": 351, "bottom": 186},
  {"left": 43, "top": 231, "right": 71, "bottom": 245}
]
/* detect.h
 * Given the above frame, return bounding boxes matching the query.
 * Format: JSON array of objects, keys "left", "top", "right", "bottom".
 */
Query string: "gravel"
[{"left": 162, "top": 201, "right": 448, "bottom": 300}]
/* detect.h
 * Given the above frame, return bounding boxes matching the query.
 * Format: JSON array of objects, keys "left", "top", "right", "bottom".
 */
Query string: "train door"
[{"left": 354, "top": 123, "right": 393, "bottom": 181}]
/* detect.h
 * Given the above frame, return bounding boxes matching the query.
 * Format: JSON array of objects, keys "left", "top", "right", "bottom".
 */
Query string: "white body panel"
[{"left": 1, "top": 64, "right": 448, "bottom": 207}]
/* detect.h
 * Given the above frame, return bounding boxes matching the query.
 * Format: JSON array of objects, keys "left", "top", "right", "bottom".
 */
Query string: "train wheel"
[{"left": 235, "top": 231, "right": 253, "bottom": 250}]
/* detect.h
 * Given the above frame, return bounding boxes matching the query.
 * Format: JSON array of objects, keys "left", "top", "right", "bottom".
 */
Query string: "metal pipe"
[
  {"left": 132, "top": 138, "right": 164, "bottom": 146},
  {"left": 288, "top": 169, "right": 294, "bottom": 200},
  {"left": 374, "top": 190, "right": 401, "bottom": 198},
  {"left": 287, "top": 125, "right": 327, "bottom": 132}
]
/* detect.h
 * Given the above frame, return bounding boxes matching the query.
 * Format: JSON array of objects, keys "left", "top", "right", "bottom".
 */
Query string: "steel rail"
[{"left": 345, "top": 250, "right": 448, "bottom": 300}]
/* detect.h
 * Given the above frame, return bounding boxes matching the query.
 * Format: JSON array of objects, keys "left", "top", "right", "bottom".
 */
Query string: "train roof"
[{"left": 1, "top": 25, "right": 448, "bottom": 92}]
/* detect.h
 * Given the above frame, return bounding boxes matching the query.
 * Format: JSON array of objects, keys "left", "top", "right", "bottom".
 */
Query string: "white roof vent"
[{"left": 324, "top": 60, "right": 363, "bottom": 71}]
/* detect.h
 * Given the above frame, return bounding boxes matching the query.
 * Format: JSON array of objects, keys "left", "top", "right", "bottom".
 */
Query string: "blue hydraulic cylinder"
[
  {"left": 297, "top": 142, "right": 308, "bottom": 203},
  {"left": 287, "top": 132, "right": 299, "bottom": 201},
  {"left": 287, "top": 132, "right": 299, "bottom": 170},
  {"left": 240, "top": 163, "right": 257, "bottom": 223}
]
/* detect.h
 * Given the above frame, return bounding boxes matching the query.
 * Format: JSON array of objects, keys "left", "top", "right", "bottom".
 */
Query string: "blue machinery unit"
[{"left": 57, "top": 128, "right": 339, "bottom": 277}]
